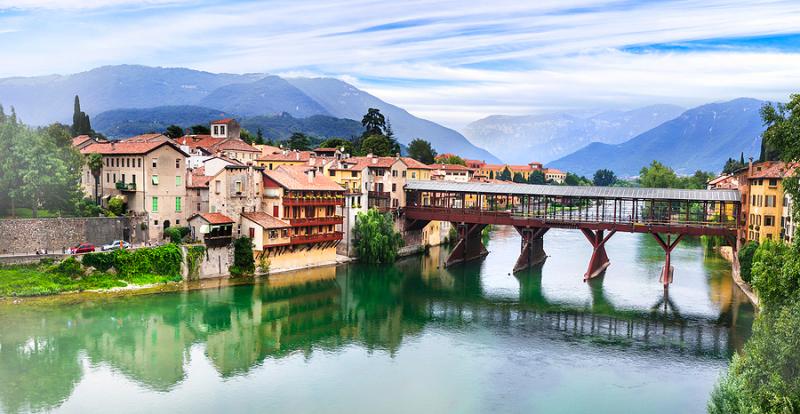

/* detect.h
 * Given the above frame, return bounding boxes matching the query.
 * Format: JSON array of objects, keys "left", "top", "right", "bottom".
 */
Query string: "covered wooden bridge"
[{"left": 403, "top": 180, "right": 741, "bottom": 288}]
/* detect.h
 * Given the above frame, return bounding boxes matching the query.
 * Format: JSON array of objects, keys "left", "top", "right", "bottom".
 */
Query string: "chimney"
[
  {"left": 307, "top": 169, "right": 315, "bottom": 183},
  {"left": 111, "top": 141, "right": 116, "bottom": 150},
  {"left": 748, "top": 157, "right": 754, "bottom": 177},
  {"left": 372, "top": 157, "right": 377, "bottom": 165},
  {"left": 367, "top": 153, "right": 373, "bottom": 158},
  {"left": 395, "top": 152, "right": 400, "bottom": 159}
]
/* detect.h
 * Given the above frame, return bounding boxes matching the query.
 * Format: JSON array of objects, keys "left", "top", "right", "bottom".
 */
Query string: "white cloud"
[{"left": 1, "top": 0, "right": 799, "bottom": 129}]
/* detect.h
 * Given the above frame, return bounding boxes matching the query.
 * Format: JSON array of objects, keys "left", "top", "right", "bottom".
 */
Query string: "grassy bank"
[{"left": 0, "top": 244, "right": 185, "bottom": 297}]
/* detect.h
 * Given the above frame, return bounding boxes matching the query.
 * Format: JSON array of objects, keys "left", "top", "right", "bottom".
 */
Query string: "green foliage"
[
  {"left": 70, "top": 95, "right": 93, "bottom": 137},
  {"left": 638, "top": 161, "right": 715, "bottom": 189},
  {"left": 527, "top": 170, "right": 545, "bottom": 184},
  {"left": 709, "top": 300, "right": 800, "bottom": 414},
  {"left": 163, "top": 226, "right": 190, "bottom": 244},
  {"left": 230, "top": 237, "right": 255, "bottom": 277},
  {"left": 722, "top": 154, "right": 747, "bottom": 174},
  {"left": 112, "top": 244, "right": 183, "bottom": 278},
  {"left": 318, "top": 137, "right": 354, "bottom": 155},
  {"left": 164, "top": 124, "right": 184, "bottom": 139},
  {"left": 361, "top": 108, "right": 386, "bottom": 137},
  {"left": 512, "top": 172, "right": 525, "bottom": 183},
  {"left": 353, "top": 209, "right": 404, "bottom": 263},
  {"left": 738, "top": 241, "right": 759, "bottom": 284},
  {"left": 185, "top": 245, "right": 205, "bottom": 281},
  {"left": 498, "top": 167, "right": 512, "bottom": 181},
  {"left": 258, "top": 254, "right": 271, "bottom": 274},
  {"left": 359, "top": 134, "right": 398, "bottom": 156},
  {"left": 751, "top": 240, "right": 800, "bottom": 310},
  {"left": 107, "top": 196, "right": 126, "bottom": 216},
  {"left": 436, "top": 154, "right": 467, "bottom": 166},
  {"left": 81, "top": 252, "right": 115, "bottom": 272},
  {"left": 51, "top": 257, "right": 82, "bottom": 278},
  {"left": 190, "top": 124, "right": 210, "bottom": 135},
  {"left": 286, "top": 132, "right": 311, "bottom": 151},
  {"left": 407, "top": 138, "right": 437, "bottom": 164},
  {"left": 593, "top": 169, "right": 617, "bottom": 186},
  {"left": 74, "top": 197, "right": 102, "bottom": 217}
]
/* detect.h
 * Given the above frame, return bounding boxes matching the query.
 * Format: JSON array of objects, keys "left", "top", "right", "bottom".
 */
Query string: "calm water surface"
[{"left": 0, "top": 227, "right": 754, "bottom": 413}]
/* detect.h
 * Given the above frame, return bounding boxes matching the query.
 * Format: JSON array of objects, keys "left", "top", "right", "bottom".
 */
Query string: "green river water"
[{"left": 0, "top": 226, "right": 754, "bottom": 413}]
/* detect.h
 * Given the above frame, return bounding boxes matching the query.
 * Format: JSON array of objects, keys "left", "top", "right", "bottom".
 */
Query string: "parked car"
[
  {"left": 69, "top": 243, "right": 96, "bottom": 254},
  {"left": 101, "top": 240, "right": 131, "bottom": 251}
]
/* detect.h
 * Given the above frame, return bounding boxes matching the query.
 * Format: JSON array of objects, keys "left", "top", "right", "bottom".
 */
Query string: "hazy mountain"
[
  {"left": 0, "top": 64, "right": 500, "bottom": 162},
  {"left": 287, "top": 77, "right": 501, "bottom": 162},
  {"left": 550, "top": 98, "right": 765, "bottom": 177},
  {"left": 463, "top": 104, "right": 685, "bottom": 164},
  {"left": 93, "top": 105, "right": 363, "bottom": 140}
]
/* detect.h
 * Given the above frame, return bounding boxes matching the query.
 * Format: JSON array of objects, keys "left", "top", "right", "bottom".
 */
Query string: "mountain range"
[
  {"left": 0, "top": 65, "right": 500, "bottom": 162},
  {"left": 463, "top": 105, "right": 686, "bottom": 164},
  {"left": 549, "top": 98, "right": 766, "bottom": 177}
]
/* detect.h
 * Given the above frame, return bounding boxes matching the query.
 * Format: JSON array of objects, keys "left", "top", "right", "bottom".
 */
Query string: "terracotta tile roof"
[
  {"left": 187, "top": 174, "right": 212, "bottom": 188},
  {"left": 481, "top": 164, "right": 507, "bottom": 170},
  {"left": 257, "top": 150, "right": 313, "bottom": 162},
  {"left": 508, "top": 165, "right": 534, "bottom": 172},
  {"left": 314, "top": 147, "right": 338, "bottom": 152},
  {"left": 400, "top": 157, "right": 434, "bottom": 169},
  {"left": 194, "top": 212, "right": 235, "bottom": 225},
  {"left": 348, "top": 156, "right": 395, "bottom": 168},
  {"left": 264, "top": 165, "right": 345, "bottom": 191},
  {"left": 211, "top": 118, "right": 235, "bottom": 124},
  {"left": 255, "top": 145, "right": 282, "bottom": 156},
  {"left": 178, "top": 135, "right": 258, "bottom": 154},
  {"left": 544, "top": 168, "right": 565, "bottom": 175},
  {"left": 750, "top": 161, "right": 798, "bottom": 179},
  {"left": 81, "top": 140, "right": 187, "bottom": 156},
  {"left": 121, "top": 133, "right": 168, "bottom": 143},
  {"left": 72, "top": 135, "right": 92, "bottom": 146},
  {"left": 214, "top": 138, "right": 260, "bottom": 153},
  {"left": 241, "top": 212, "right": 290, "bottom": 229},
  {"left": 708, "top": 175, "right": 732, "bottom": 186}
]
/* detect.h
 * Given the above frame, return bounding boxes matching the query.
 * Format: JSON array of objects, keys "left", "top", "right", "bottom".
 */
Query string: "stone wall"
[
  {"left": 197, "top": 245, "right": 233, "bottom": 279},
  {"left": 0, "top": 217, "right": 144, "bottom": 255}
]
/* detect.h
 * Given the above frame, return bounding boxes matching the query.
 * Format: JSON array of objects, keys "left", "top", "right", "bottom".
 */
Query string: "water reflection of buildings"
[{"left": 0, "top": 246, "right": 754, "bottom": 413}]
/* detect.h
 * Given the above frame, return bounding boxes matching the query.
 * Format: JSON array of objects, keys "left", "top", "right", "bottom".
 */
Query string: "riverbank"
[{"left": 718, "top": 245, "right": 760, "bottom": 310}]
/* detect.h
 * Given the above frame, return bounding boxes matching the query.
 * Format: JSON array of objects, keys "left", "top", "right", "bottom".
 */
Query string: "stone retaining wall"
[{"left": 0, "top": 217, "right": 148, "bottom": 255}]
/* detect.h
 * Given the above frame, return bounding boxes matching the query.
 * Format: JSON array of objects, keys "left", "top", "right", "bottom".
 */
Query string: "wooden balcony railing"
[
  {"left": 368, "top": 191, "right": 390, "bottom": 199},
  {"left": 283, "top": 197, "right": 344, "bottom": 206},
  {"left": 290, "top": 231, "right": 343, "bottom": 245},
  {"left": 288, "top": 216, "right": 343, "bottom": 226}
]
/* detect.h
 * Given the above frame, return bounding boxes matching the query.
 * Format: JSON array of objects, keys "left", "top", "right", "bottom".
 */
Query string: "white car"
[{"left": 101, "top": 240, "right": 131, "bottom": 251}]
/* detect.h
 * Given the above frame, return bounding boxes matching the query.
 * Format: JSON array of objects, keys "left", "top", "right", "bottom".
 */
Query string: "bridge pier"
[
  {"left": 445, "top": 223, "right": 488, "bottom": 267},
  {"left": 513, "top": 227, "right": 548, "bottom": 273},
  {"left": 581, "top": 229, "right": 616, "bottom": 281},
  {"left": 651, "top": 233, "right": 683, "bottom": 287}
]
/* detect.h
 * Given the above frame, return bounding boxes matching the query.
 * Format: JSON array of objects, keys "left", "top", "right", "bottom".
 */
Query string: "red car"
[{"left": 70, "top": 243, "right": 96, "bottom": 254}]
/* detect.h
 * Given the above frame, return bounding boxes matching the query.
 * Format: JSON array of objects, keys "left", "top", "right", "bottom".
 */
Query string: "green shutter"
[
  {"left": 175, "top": 197, "right": 182, "bottom": 212},
  {"left": 176, "top": 175, "right": 182, "bottom": 187},
  {"left": 152, "top": 197, "right": 158, "bottom": 212}
]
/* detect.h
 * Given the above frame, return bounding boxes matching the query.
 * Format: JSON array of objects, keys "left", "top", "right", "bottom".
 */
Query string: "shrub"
[
  {"left": 750, "top": 240, "right": 800, "bottom": 309},
  {"left": 51, "top": 257, "right": 82, "bottom": 278},
  {"left": 258, "top": 254, "right": 270, "bottom": 274},
  {"left": 108, "top": 196, "right": 126, "bottom": 216},
  {"left": 164, "top": 227, "right": 183, "bottom": 244},
  {"left": 111, "top": 244, "right": 183, "bottom": 277},
  {"left": 353, "top": 209, "right": 403, "bottom": 263},
  {"left": 230, "top": 237, "right": 255, "bottom": 277},
  {"left": 738, "top": 241, "right": 759, "bottom": 284},
  {"left": 185, "top": 245, "right": 205, "bottom": 281},
  {"left": 81, "top": 252, "right": 115, "bottom": 272}
]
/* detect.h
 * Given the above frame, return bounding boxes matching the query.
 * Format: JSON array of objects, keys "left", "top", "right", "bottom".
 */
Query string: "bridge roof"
[{"left": 405, "top": 180, "right": 740, "bottom": 202}]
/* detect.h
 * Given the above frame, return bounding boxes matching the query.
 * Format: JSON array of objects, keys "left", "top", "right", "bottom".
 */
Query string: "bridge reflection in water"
[{"left": 0, "top": 235, "right": 753, "bottom": 413}]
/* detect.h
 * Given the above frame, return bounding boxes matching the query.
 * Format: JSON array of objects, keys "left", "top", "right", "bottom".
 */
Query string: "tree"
[
  {"left": 353, "top": 209, "right": 403, "bottom": 263},
  {"left": 436, "top": 154, "right": 467, "bottom": 166},
  {"left": 593, "top": 169, "right": 617, "bottom": 186},
  {"left": 761, "top": 94, "right": 800, "bottom": 218},
  {"left": 489, "top": 170, "right": 494, "bottom": 179},
  {"left": 528, "top": 170, "right": 545, "bottom": 184},
  {"left": 190, "top": 124, "right": 210, "bottom": 135},
  {"left": 70, "top": 95, "right": 93, "bottom": 137},
  {"left": 361, "top": 108, "right": 386, "bottom": 137},
  {"left": 287, "top": 132, "right": 311, "bottom": 151},
  {"left": 639, "top": 160, "right": 679, "bottom": 188},
  {"left": 680, "top": 170, "right": 715, "bottom": 189},
  {"left": 407, "top": 139, "right": 437, "bottom": 164},
  {"left": 319, "top": 137, "right": 354, "bottom": 155},
  {"left": 512, "top": 172, "right": 525, "bottom": 183},
  {"left": 722, "top": 155, "right": 746, "bottom": 174},
  {"left": 497, "top": 167, "right": 512, "bottom": 181},
  {"left": 107, "top": 196, "right": 125, "bottom": 216},
  {"left": 255, "top": 128, "right": 265, "bottom": 145},
  {"left": 164, "top": 125, "right": 184, "bottom": 139},
  {"left": 240, "top": 128, "right": 255, "bottom": 144},
  {"left": 86, "top": 153, "right": 103, "bottom": 204},
  {"left": 359, "top": 134, "right": 396, "bottom": 156},
  {"left": 230, "top": 237, "right": 255, "bottom": 276}
]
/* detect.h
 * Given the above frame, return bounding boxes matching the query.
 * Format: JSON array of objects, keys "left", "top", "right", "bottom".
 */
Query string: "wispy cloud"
[{"left": 1, "top": 0, "right": 799, "bottom": 128}]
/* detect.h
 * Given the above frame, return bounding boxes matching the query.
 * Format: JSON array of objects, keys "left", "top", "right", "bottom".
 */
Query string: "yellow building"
[
  {"left": 255, "top": 150, "right": 313, "bottom": 170},
  {"left": 746, "top": 162, "right": 796, "bottom": 243}
]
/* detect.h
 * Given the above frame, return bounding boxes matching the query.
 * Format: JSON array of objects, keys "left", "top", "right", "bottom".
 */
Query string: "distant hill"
[
  {"left": 550, "top": 98, "right": 765, "bottom": 177},
  {"left": 463, "top": 104, "right": 685, "bottom": 164},
  {"left": 93, "top": 105, "right": 363, "bottom": 140},
  {"left": 0, "top": 64, "right": 500, "bottom": 162}
]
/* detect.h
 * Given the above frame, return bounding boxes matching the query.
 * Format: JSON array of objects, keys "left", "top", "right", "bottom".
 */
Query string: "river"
[{"left": 0, "top": 226, "right": 754, "bottom": 414}]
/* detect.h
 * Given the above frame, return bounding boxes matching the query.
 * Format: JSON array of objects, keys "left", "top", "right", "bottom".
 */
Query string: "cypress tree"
[{"left": 70, "top": 95, "right": 93, "bottom": 137}]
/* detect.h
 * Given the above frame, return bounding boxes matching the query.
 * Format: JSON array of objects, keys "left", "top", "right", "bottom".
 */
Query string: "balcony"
[
  {"left": 368, "top": 191, "right": 390, "bottom": 199},
  {"left": 283, "top": 196, "right": 344, "bottom": 206},
  {"left": 291, "top": 231, "right": 343, "bottom": 245},
  {"left": 115, "top": 181, "right": 137, "bottom": 191},
  {"left": 288, "top": 216, "right": 344, "bottom": 226},
  {"left": 204, "top": 235, "right": 233, "bottom": 247}
]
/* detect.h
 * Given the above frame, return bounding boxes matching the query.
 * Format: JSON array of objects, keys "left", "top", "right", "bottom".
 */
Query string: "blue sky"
[{"left": 1, "top": 0, "right": 799, "bottom": 129}]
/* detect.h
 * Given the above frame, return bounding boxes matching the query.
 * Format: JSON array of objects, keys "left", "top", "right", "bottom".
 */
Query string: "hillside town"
[{"left": 74, "top": 117, "right": 568, "bottom": 273}]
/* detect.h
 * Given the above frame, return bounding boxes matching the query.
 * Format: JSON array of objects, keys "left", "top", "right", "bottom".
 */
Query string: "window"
[
  {"left": 113, "top": 173, "right": 116, "bottom": 183},
  {"left": 176, "top": 159, "right": 180, "bottom": 168},
  {"left": 766, "top": 195, "right": 776, "bottom": 207},
  {"left": 176, "top": 176, "right": 182, "bottom": 187},
  {"left": 412, "top": 172, "right": 417, "bottom": 179},
  {"left": 392, "top": 183, "right": 396, "bottom": 192},
  {"left": 215, "top": 180, "right": 221, "bottom": 194},
  {"left": 137, "top": 158, "right": 141, "bottom": 168},
  {"left": 213, "top": 125, "right": 219, "bottom": 135},
  {"left": 769, "top": 179, "right": 778, "bottom": 187},
  {"left": 121, "top": 174, "right": 125, "bottom": 183},
  {"left": 196, "top": 203, "right": 201, "bottom": 212},
  {"left": 235, "top": 180, "right": 243, "bottom": 193},
  {"left": 152, "top": 158, "right": 157, "bottom": 168},
  {"left": 106, "top": 173, "right": 110, "bottom": 183},
  {"left": 329, "top": 169, "right": 335, "bottom": 176},
  {"left": 402, "top": 171, "right": 406, "bottom": 178},
  {"left": 220, "top": 125, "right": 226, "bottom": 136},
  {"left": 152, "top": 175, "right": 159, "bottom": 185},
  {"left": 765, "top": 215, "right": 775, "bottom": 226},
  {"left": 132, "top": 175, "right": 136, "bottom": 183},
  {"left": 392, "top": 170, "right": 397, "bottom": 177},
  {"left": 152, "top": 197, "right": 158, "bottom": 212},
  {"left": 351, "top": 171, "right": 357, "bottom": 177},
  {"left": 175, "top": 197, "right": 182, "bottom": 212},
  {"left": 154, "top": 220, "right": 159, "bottom": 226},
  {"left": 176, "top": 220, "right": 180, "bottom": 225}
]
